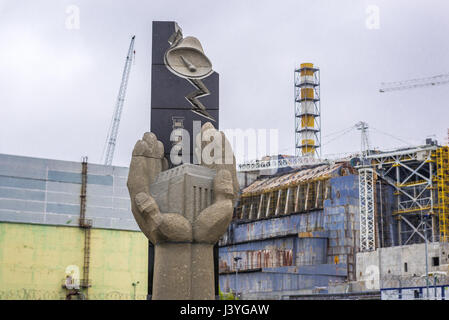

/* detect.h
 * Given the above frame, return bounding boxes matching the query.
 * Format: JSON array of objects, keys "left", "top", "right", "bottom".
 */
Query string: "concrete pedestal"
[{"left": 150, "top": 164, "right": 216, "bottom": 300}]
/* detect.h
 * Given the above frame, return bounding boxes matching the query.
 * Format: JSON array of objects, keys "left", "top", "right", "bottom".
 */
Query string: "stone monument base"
[
  {"left": 150, "top": 164, "right": 217, "bottom": 300},
  {"left": 153, "top": 243, "right": 215, "bottom": 300}
]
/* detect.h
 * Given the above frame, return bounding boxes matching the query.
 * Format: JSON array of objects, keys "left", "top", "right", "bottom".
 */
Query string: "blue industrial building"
[{"left": 219, "top": 162, "right": 362, "bottom": 299}]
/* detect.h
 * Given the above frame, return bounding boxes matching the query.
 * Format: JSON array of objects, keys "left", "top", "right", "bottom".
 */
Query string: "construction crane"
[
  {"left": 102, "top": 35, "right": 136, "bottom": 166},
  {"left": 356, "top": 121, "right": 370, "bottom": 160},
  {"left": 379, "top": 73, "right": 449, "bottom": 92}
]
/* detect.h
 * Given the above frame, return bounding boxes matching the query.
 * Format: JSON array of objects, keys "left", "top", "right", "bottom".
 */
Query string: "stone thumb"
[
  {"left": 214, "top": 169, "right": 234, "bottom": 198},
  {"left": 135, "top": 192, "right": 157, "bottom": 214}
]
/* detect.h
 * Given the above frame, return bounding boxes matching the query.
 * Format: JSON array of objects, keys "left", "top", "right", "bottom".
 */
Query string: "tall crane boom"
[
  {"left": 102, "top": 36, "right": 136, "bottom": 166},
  {"left": 379, "top": 73, "right": 449, "bottom": 92},
  {"left": 356, "top": 121, "right": 370, "bottom": 160}
]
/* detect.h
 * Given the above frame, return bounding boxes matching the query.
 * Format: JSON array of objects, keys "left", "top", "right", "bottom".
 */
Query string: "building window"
[
  {"left": 432, "top": 257, "right": 440, "bottom": 266},
  {"left": 414, "top": 290, "right": 420, "bottom": 299},
  {"left": 404, "top": 263, "right": 408, "bottom": 272}
]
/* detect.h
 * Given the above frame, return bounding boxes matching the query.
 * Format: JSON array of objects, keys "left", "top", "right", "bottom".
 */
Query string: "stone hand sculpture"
[{"left": 127, "top": 122, "right": 238, "bottom": 299}]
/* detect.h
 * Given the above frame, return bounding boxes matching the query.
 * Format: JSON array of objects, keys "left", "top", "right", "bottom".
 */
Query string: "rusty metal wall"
[
  {"left": 219, "top": 264, "right": 348, "bottom": 296},
  {"left": 219, "top": 239, "right": 294, "bottom": 272},
  {"left": 218, "top": 174, "right": 360, "bottom": 297}
]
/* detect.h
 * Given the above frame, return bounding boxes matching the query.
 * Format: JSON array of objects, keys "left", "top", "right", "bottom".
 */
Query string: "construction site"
[
  {"left": 218, "top": 64, "right": 449, "bottom": 299},
  {"left": 2, "top": 56, "right": 448, "bottom": 299},
  {"left": 1, "top": 5, "right": 449, "bottom": 301}
]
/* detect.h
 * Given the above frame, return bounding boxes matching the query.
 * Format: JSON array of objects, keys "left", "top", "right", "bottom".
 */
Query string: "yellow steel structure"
[
  {"left": 295, "top": 63, "right": 321, "bottom": 157},
  {"left": 436, "top": 146, "right": 449, "bottom": 242},
  {"left": 0, "top": 223, "right": 148, "bottom": 300},
  {"left": 364, "top": 145, "right": 438, "bottom": 245}
]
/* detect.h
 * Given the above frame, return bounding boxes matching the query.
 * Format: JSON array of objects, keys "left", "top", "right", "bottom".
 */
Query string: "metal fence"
[
  {"left": 381, "top": 274, "right": 449, "bottom": 289},
  {"left": 0, "top": 289, "right": 147, "bottom": 300}
]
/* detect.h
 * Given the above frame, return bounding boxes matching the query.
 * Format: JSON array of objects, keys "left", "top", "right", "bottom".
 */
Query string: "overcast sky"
[{"left": 1, "top": 0, "right": 449, "bottom": 167}]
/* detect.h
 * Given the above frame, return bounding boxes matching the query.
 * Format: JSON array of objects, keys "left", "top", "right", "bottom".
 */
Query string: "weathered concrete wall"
[
  {"left": 0, "top": 222, "right": 148, "bottom": 300},
  {"left": 356, "top": 242, "right": 449, "bottom": 291},
  {"left": 353, "top": 250, "right": 381, "bottom": 290}
]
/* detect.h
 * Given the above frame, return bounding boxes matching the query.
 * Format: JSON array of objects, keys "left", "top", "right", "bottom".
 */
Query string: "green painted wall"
[{"left": 0, "top": 222, "right": 148, "bottom": 300}]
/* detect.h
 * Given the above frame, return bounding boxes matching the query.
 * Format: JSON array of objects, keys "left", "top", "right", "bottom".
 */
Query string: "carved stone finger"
[
  {"left": 196, "top": 122, "right": 239, "bottom": 199},
  {"left": 193, "top": 200, "right": 233, "bottom": 243},
  {"left": 213, "top": 169, "right": 234, "bottom": 199},
  {"left": 132, "top": 140, "right": 148, "bottom": 157}
]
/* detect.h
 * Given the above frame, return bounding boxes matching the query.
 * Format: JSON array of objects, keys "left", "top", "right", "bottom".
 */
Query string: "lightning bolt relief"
[{"left": 186, "top": 78, "right": 215, "bottom": 122}]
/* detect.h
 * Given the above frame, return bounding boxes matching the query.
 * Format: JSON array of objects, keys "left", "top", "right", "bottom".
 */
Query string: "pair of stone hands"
[{"left": 127, "top": 122, "right": 239, "bottom": 245}]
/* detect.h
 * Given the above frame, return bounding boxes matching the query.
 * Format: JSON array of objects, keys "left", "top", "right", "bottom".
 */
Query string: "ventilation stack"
[{"left": 295, "top": 63, "right": 321, "bottom": 157}]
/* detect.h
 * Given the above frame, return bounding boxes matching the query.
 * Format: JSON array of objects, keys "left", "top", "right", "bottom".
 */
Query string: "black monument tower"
[{"left": 148, "top": 21, "right": 220, "bottom": 299}]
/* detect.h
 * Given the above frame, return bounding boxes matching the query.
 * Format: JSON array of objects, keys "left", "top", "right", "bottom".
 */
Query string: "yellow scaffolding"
[{"left": 436, "top": 146, "right": 449, "bottom": 242}]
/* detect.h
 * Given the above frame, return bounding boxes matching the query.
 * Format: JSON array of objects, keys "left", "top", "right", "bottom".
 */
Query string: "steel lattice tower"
[
  {"left": 359, "top": 167, "right": 376, "bottom": 251},
  {"left": 102, "top": 35, "right": 135, "bottom": 166},
  {"left": 294, "top": 63, "right": 321, "bottom": 157}
]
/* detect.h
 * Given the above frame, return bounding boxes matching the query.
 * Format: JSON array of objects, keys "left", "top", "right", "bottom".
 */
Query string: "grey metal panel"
[
  {"left": 46, "top": 203, "right": 80, "bottom": 215},
  {"left": 112, "top": 208, "right": 132, "bottom": 219},
  {"left": 87, "top": 174, "right": 113, "bottom": 186},
  {"left": 48, "top": 170, "right": 81, "bottom": 184},
  {"left": 48, "top": 170, "right": 113, "bottom": 186},
  {"left": 86, "top": 195, "right": 113, "bottom": 207},
  {"left": 83, "top": 163, "right": 114, "bottom": 175},
  {"left": 112, "top": 167, "right": 129, "bottom": 177},
  {"left": 110, "top": 218, "right": 139, "bottom": 231},
  {"left": 46, "top": 159, "right": 82, "bottom": 172},
  {"left": 0, "top": 155, "right": 47, "bottom": 180},
  {"left": 113, "top": 176, "right": 128, "bottom": 188},
  {"left": 0, "top": 210, "right": 45, "bottom": 224},
  {"left": 85, "top": 205, "right": 114, "bottom": 218},
  {"left": 0, "top": 199, "right": 45, "bottom": 213},
  {"left": 0, "top": 153, "right": 138, "bottom": 231},
  {"left": 0, "top": 187, "right": 45, "bottom": 201},
  {"left": 113, "top": 187, "right": 130, "bottom": 198},
  {"left": 0, "top": 176, "right": 46, "bottom": 190},
  {"left": 113, "top": 197, "right": 131, "bottom": 210},
  {"left": 47, "top": 181, "right": 80, "bottom": 194},
  {"left": 44, "top": 213, "right": 79, "bottom": 226},
  {"left": 88, "top": 216, "right": 112, "bottom": 229},
  {"left": 85, "top": 206, "right": 133, "bottom": 221},
  {"left": 46, "top": 191, "right": 80, "bottom": 205},
  {"left": 86, "top": 184, "right": 113, "bottom": 196}
]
